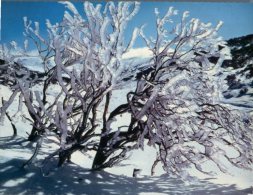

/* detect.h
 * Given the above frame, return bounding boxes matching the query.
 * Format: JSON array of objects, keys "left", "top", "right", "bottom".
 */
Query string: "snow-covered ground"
[
  {"left": 1, "top": 142, "right": 251, "bottom": 195},
  {"left": 220, "top": 58, "right": 253, "bottom": 110},
  {"left": 0, "top": 83, "right": 253, "bottom": 195},
  {"left": 0, "top": 135, "right": 252, "bottom": 195}
]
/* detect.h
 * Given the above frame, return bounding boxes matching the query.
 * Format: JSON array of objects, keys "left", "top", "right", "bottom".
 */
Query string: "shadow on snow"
[{"left": 0, "top": 136, "right": 252, "bottom": 195}]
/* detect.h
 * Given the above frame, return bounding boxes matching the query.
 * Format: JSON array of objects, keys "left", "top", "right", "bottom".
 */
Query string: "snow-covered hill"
[{"left": 221, "top": 34, "right": 253, "bottom": 109}]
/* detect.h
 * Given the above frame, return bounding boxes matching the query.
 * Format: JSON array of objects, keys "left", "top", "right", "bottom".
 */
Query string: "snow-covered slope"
[
  {"left": 221, "top": 34, "right": 253, "bottom": 109},
  {"left": 1, "top": 116, "right": 253, "bottom": 194},
  {"left": 1, "top": 137, "right": 251, "bottom": 195}
]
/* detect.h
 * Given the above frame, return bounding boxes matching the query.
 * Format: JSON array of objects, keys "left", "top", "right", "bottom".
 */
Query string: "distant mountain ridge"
[{"left": 1, "top": 34, "right": 253, "bottom": 108}]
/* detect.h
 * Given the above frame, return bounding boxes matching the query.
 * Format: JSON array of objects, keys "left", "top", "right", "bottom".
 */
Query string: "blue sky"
[{"left": 1, "top": 1, "right": 253, "bottom": 48}]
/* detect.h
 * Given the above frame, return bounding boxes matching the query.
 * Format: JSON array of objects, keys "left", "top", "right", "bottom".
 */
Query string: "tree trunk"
[
  {"left": 58, "top": 150, "right": 72, "bottom": 167},
  {"left": 92, "top": 136, "right": 109, "bottom": 170},
  {"left": 5, "top": 112, "right": 17, "bottom": 136},
  {"left": 28, "top": 126, "right": 40, "bottom": 142},
  {"left": 57, "top": 144, "right": 81, "bottom": 167},
  {"left": 92, "top": 131, "right": 138, "bottom": 170}
]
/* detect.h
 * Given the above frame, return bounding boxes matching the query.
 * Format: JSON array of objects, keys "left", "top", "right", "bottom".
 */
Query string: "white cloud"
[
  {"left": 122, "top": 47, "right": 175, "bottom": 59},
  {"left": 122, "top": 47, "right": 152, "bottom": 59}
]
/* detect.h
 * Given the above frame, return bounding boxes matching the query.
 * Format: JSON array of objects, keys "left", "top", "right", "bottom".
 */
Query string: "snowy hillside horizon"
[{"left": 1, "top": 34, "right": 253, "bottom": 110}]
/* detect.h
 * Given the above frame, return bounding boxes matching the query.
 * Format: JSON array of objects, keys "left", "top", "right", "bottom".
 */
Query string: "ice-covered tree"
[
  {"left": 1, "top": 1, "right": 142, "bottom": 166},
  {"left": 0, "top": 1, "right": 252, "bottom": 177},
  {"left": 91, "top": 6, "right": 252, "bottom": 176},
  {"left": 128, "top": 9, "right": 252, "bottom": 176}
]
